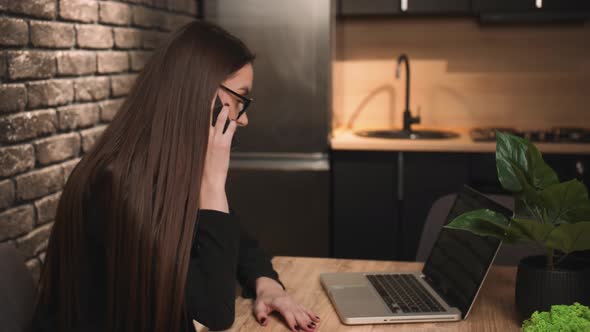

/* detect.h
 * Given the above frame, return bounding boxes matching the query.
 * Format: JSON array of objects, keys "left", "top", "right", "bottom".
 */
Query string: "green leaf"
[
  {"left": 544, "top": 222, "right": 590, "bottom": 253},
  {"left": 526, "top": 141, "right": 559, "bottom": 190},
  {"left": 495, "top": 132, "right": 559, "bottom": 193},
  {"left": 539, "top": 180, "right": 590, "bottom": 224},
  {"left": 445, "top": 209, "right": 511, "bottom": 241},
  {"left": 510, "top": 218, "right": 555, "bottom": 243}
]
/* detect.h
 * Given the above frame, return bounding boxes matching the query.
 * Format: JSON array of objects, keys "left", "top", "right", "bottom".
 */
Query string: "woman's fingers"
[
  {"left": 302, "top": 307, "right": 320, "bottom": 323},
  {"left": 254, "top": 300, "right": 269, "bottom": 326},
  {"left": 282, "top": 310, "right": 298, "bottom": 332},
  {"left": 294, "top": 310, "right": 315, "bottom": 331},
  {"left": 223, "top": 119, "right": 238, "bottom": 141},
  {"left": 214, "top": 106, "right": 230, "bottom": 134}
]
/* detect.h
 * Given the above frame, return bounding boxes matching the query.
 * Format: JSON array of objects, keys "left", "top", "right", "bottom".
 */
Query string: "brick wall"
[{"left": 0, "top": 0, "right": 199, "bottom": 282}]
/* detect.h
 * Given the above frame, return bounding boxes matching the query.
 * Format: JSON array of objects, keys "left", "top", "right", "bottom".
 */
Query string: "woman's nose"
[{"left": 236, "top": 113, "right": 248, "bottom": 127}]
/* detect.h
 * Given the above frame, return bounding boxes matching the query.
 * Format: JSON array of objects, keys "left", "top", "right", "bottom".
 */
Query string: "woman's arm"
[
  {"left": 184, "top": 209, "right": 241, "bottom": 331},
  {"left": 235, "top": 217, "right": 286, "bottom": 299}
]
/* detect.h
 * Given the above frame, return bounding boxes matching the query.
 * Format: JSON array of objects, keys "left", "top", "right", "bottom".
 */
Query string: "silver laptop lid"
[{"left": 421, "top": 186, "right": 512, "bottom": 318}]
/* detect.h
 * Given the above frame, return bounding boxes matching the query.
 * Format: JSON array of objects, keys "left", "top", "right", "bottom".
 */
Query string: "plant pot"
[{"left": 515, "top": 255, "right": 590, "bottom": 319}]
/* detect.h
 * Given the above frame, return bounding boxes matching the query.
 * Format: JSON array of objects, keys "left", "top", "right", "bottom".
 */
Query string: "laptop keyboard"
[{"left": 366, "top": 274, "right": 445, "bottom": 314}]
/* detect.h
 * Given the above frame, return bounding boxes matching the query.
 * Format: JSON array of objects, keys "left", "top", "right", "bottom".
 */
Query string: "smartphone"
[
  {"left": 211, "top": 95, "right": 231, "bottom": 134},
  {"left": 211, "top": 95, "right": 239, "bottom": 149}
]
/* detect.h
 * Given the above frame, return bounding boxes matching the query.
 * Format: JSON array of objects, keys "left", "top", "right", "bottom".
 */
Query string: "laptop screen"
[{"left": 421, "top": 186, "right": 512, "bottom": 318}]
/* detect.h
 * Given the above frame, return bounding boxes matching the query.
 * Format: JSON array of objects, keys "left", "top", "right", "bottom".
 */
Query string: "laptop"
[{"left": 320, "top": 185, "right": 512, "bottom": 324}]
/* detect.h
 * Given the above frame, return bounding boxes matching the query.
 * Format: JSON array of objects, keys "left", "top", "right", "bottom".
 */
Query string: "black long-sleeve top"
[{"left": 30, "top": 174, "right": 285, "bottom": 331}]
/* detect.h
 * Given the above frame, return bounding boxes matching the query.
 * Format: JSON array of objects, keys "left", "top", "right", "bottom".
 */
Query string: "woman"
[{"left": 31, "top": 21, "right": 320, "bottom": 332}]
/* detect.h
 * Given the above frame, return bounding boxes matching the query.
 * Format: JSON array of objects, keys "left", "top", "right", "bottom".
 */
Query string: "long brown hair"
[{"left": 35, "top": 20, "right": 255, "bottom": 332}]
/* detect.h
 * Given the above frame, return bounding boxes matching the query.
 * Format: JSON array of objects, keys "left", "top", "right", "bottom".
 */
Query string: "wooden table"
[{"left": 195, "top": 256, "right": 521, "bottom": 332}]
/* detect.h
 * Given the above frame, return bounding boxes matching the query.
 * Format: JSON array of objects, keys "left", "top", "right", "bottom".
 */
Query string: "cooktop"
[{"left": 470, "top": 127, "right": 590, "bottom": 143}]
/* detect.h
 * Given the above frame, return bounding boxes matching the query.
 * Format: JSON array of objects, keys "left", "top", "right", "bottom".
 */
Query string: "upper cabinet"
[
  {"left": 338, "top": 0, "right": 590, "bottom": 21},
  {"left": 338, "top": 0, "right": 469, "bottom": 17}
]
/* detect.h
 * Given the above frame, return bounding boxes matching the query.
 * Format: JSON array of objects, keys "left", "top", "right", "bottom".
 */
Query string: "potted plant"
[{"left": 445, "top": 131, "right": 590, "bottom": 319}]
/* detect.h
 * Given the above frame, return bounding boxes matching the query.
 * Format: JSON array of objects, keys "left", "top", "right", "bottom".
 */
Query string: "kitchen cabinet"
[
  {"left": 332, "top": 150, "right": 590, "bottom": 261},
  {"left": 473, "top": 0, "right": 590, "bottom": 13},
  {"left": 339, "top": 0, "right": 401, "bottom": 17},
  {"left": 331, "top": 151, "right": 400, "bottom": 260},
  {"left": 338, "top": 0, "right": 590, "bottom": 19},
  {"left": 227, "top": 167, "right": 330, "bottom": 258},
  {"left": 401, "top": 0, "right": 471, "bottom": 15},
  {"left": 338, "top": 0, "right": 469, "bottom": 16}
]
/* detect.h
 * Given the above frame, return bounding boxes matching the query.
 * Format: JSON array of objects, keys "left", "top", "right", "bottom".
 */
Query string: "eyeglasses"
[{"left": 220, "top": 84, "right": 253, "bottom": 119}]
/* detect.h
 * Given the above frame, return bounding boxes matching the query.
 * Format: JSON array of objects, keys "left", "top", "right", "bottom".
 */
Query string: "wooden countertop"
[
  {"left": 330, "top": 128, "right": 590, "bottom": 154},
  {"left": 194, "top": 256, "right": 521, "bottom": 332}
]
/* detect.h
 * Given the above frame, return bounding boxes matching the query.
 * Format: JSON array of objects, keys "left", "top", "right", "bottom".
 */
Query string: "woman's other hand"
[
  {"left": 253, "top": 277, "right": 321, "bottom": 331},
  {"left": 199, "top": 106, "right": 237, "bottom": 212}
]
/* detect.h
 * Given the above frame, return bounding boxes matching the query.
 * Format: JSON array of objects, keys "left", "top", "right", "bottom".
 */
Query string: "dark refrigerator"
[{"left": 203, "top": 0, "right": 334, "bottom": 257}]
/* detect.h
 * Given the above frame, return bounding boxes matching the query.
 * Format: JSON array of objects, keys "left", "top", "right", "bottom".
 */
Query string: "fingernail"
[
  {"left": 311, "top": 321, "right": 316, "bottom": 326},
  {"left": 315, "top": 315, "right": 320, "bottom": 320}
]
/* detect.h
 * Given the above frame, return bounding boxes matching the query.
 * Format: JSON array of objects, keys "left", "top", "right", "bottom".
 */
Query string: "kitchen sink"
[{"left": 355, "top": 129, "right": 459, "bottom": 140}]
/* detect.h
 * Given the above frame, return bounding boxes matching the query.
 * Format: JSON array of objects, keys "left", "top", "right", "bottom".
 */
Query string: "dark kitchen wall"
[{"left": 0, "top": 0, "right": 198, "bottom": 282}]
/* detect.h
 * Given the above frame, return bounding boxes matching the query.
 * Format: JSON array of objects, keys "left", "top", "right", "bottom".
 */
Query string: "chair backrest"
[
  {"left": 415, "top": 192, "right": 544, "bottom": 265},
  {"left": 0, "top": 245, "right": 37, "bottom": 332}
]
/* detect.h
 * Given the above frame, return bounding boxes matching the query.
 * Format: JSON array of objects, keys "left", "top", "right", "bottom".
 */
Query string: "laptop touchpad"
[{"left": 331, "top": 286, "right": 391, "bottom": 317}]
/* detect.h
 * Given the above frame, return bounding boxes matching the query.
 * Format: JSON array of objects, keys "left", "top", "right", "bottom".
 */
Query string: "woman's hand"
[
  {"left": 253, "top": 277, "right": 321, "bottom": 331},
  {"left": 199, "top": 106, "right": 237, "bottom": 213}
]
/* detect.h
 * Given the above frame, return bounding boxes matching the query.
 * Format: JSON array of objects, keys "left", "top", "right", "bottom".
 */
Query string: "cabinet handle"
[
  {"left": 401, "top": 0, "right": 408, "bottom": 12},
  {"left": 535, "top": 0, "right": 543, "bottom": 9}
]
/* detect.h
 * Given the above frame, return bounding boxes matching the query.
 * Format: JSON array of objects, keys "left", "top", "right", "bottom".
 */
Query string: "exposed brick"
[
  {"left": 0, "top": 52, "right": 6, "bottom": 79},
  {"left": 56, "top": 51, "right": 96, "bottom": 75},
  {"left": 0, "top": 205, "right": 34, "bottom": 242},
  {"left": 62, "top": 158, "right": 80, "bottom": 184},
  {"left": 15, "top": 164, "right": 63, "bottom": 201},
  {"left": 25, "top": 258, "right": 41, "bottom": 284},
  {"left": 16, "top": 223, "right": 53, "bottom": 258},
  {"left": 0, "top": 84, "right": 27, "bottom": 114},
  {"left": 99, "top": 98, "right": 123, "bottom": 121},
  {"left": 59, "top": 0, "right": 98, "bottom": 23},
  {"left": 99, "top": 1, "right": 131, "bottom": 25},
  {"left": 132, "top": 6, "right": 165, "bottom": 28},
  {"left": 97, "top": 51, "right": 129, "bottom": 73},
  {"left": 110, "top": 74, "right": 137, "bottom": 97},
  {"left": 0, "top": 0, "right": 56, "bottom": 19},
  {"left": 35, "top": 191, "right": 61, "bottom": 224},
  {"left": 27, "top": 80, "right": 74, "bottom": 108},
  {"left": 142, "top": 30, "right": 169, "bottom": 49},
  {"left": 0, "top": 180, "right": 14, "bottom": 209},
  {"left": 30, "top": 21, "right": 76, "bottom": 48},
  {"left": 114, "top": 27, "right": 142, "bottom": 49},
  {"left": 129, "top": 51, "right": 152, "bottom": 71},
  {"left": 0, "top": 109, "right": 57, "bottom": 143},
  {"left": 7, "top": 51, "right": 55, "bottom": 80},
  {"left": 34, "top": 133, "right": 81, "bottom": 165},
  {"left": 76, "top": 24, "right": 113, "bottom": 49},
  {"left": 0, "top": 18, "right": 29, "bottom": 46},
  {"left": 81, "top": 125, "right": 107, "bottom": 152},
  {"left": 0, "top": 144, "right": 35, "bottom": 178},
  {"left": 57, "top": 103, "right": 100, "bottom": 130},
  {"left": 165, "top": 13, "right": 194, "bottom": 32},
  {"left": 74, "top": 76, "right": 109, "bottom": 101}
]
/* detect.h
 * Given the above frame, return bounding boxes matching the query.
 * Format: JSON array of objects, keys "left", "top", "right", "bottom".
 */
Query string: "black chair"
[
  {"left": 0, "top": 245, "right": 37, "bottom": 332},
  {"left": 415, "top": 193, "right": 544, "bottom": 265}
]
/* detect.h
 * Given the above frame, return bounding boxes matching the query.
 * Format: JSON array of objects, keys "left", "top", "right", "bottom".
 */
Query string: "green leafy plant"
[
  {"left": 445, "top": 131, "right": 590, "bottom": 270},
  {"left": 521, "top": 302, "right": 590, "bottom": 332}
]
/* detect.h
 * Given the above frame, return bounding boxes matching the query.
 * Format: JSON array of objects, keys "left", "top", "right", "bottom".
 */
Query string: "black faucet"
[{"left": 396, "top": 54, "right": 420, "bottom": 132}]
